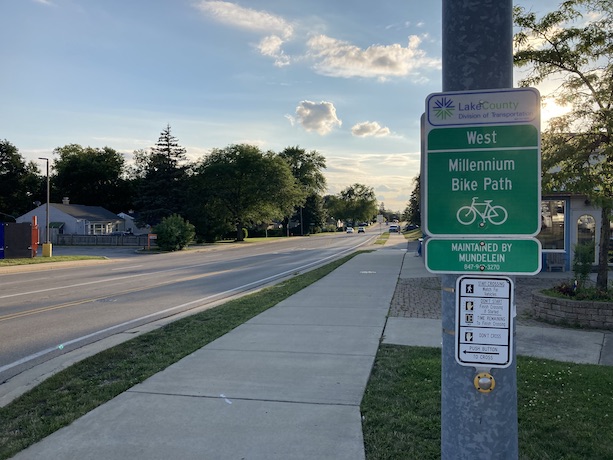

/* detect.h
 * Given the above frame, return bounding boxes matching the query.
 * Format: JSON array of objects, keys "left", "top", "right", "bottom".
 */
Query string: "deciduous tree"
[
  {"left": 514, "top": 0, "right": 613, "bottom": 289},
  {"left": 52, "top": 144, "right": 130, "bottom": 212},
  {"left": 278, "top": 146, "right": 327, "bottom": 235},
  {"left": 0, "top": 140, "right": 41, "bottom": 220},
  {"left": 336, "top": 183, "right": 378, "bottom": 225},
  {"left": 403, "top": 175, "right": 421, "bottom": 226},
  {"left": 196, "top": 144, "right": 304, "bottom": 241}
]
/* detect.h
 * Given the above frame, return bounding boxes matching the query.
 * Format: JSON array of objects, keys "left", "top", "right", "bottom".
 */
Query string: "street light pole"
[{"left": 38, "top": 157, "right": 52, "bottom": 257}]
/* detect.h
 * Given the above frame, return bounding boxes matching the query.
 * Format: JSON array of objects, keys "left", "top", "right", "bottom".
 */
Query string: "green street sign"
[
  {"left": 424, "top": 88, "right": 541, "bottom": 237},
  {"left": 425, "top": 238, "right": 542, "bottom": 275}
]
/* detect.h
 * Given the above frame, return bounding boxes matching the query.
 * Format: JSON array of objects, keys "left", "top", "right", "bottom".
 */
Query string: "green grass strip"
[
  {"left": 0, "top": 256, "right": 105, "bottom": 267},
  {"left": 374, "top": 232, "right": 390, "bottom": 245},
  {"left": 361, "top": 345, "right": 613, "bottom": 460},
  {"left": 0, "top": 252, "right": 361, "bottom": 459}
]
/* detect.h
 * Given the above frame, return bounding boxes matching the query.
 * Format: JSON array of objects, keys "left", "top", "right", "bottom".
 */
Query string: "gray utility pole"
[{"left": 440, "top": 1, "right": 518, "bottom": 459}]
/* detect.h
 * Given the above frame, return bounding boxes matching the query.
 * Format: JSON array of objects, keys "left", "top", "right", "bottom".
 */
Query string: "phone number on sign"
[{"left": 463, "top": 263, "right": 501, "bottom": 271}]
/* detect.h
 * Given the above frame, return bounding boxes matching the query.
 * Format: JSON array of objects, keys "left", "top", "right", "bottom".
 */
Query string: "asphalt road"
[{"left": 0, "top": 233, "right": 376, "bottom": 384}]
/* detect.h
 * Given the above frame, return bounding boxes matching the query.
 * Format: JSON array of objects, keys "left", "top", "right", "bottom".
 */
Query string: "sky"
[{"left": 2, "top": 0, "right": 565, "bottom": 212}]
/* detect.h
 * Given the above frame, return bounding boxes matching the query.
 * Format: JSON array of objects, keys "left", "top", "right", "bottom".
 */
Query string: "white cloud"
[
  {"left": 257, "top": 35, "right": 290, "bottom": 67},
  {"left": 195, "top": 1, "right": 295, "bottom": 65},
  {"left": 294, "top": 100, "right": 342, "bottom": 135},
  {"left": 195, "top": 1, "right": 294, "bottom": 39},
  {"left": 351, "top": 121, "right": 391, "bottom": 137},
  {"left": 307, "top": 34, "right": 440, "bottom": 80}
]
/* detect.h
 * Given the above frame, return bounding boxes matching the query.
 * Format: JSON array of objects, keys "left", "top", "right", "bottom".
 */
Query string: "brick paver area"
[{"left": 389, "top": 276, "right": 568, "bottom": 327}]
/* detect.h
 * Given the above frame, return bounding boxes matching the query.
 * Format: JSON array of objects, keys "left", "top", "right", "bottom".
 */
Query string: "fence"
[{"left": 56, "top": 234, "right": 151, "bottom": 246}]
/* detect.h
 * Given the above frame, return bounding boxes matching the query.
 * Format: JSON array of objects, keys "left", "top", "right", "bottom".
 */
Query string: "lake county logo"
[{"left": 432, "top": 96, "right": 455, "bottom": 120}]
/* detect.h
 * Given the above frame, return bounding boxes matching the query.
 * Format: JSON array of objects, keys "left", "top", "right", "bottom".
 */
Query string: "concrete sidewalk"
[
  {"left": 14, "top": 247, "right": 406, "bottom": 460},
  {"left": 12, "top": 234, "right": 612, "bottom": 459}
]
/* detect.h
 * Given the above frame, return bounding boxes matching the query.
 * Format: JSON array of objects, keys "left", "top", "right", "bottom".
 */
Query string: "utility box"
[{"left": 2, "top": 222, "right": 38, "bottom": 259}]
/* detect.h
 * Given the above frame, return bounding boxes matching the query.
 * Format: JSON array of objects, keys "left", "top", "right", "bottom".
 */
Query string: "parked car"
[
  {"left": 358, "top": 227, "right": 365, "bottom": 233},
  {"left": 346, "top": 227, "right": 355, "bottom": 233}
]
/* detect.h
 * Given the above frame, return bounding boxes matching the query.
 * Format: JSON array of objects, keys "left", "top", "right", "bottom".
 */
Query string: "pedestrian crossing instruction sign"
[{"left": 456, "top": 276, "right": 513, "bottom": 368}]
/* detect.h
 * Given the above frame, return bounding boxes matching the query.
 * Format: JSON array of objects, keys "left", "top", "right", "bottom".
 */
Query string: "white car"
[{"left": 346, "top": 227, "right": 355, "bottom": 233}]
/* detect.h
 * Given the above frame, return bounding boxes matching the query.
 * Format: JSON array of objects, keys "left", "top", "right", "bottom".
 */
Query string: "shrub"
[
  {"left": 572, "top": 241, "right": 594, "bottom": 289},
  {"left": 153, "top": 214, "right": 195, "bottom": 251}
]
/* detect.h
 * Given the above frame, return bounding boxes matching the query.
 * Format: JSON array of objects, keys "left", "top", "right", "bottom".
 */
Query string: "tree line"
[{"left": 0, "top": 125, "right": 379, "bottom": 242}]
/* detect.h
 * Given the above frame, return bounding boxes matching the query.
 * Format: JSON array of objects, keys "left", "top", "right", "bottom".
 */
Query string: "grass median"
[
  {"left": 0, "top": 255, "right": 105, "bottom": 267},
  {"left": 361, "top": 345, "right": 613, "bottom": 460},
  {"left": 0, "top": 251, "right": 361, "bottom": 459}
]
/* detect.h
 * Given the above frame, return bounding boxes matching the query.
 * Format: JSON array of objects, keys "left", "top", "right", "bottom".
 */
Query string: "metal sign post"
[{"left": 435, "top": 1, "right": 528, "bottom": 458}]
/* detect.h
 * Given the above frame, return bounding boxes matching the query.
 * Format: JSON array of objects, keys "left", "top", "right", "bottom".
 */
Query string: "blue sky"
[{"left": 2, "top": 0, "right": 563, "bottom": 212}]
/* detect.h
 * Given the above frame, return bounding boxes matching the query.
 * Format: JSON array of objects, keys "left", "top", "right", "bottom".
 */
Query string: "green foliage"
[
  {"left": 330, "top": 183, "right": 378, "bottom": 224},
  {"left": 403, "top": 174, "right": 421, "bottom": 225},
  {"left": 132, "top": 125, "right": 190, "bottom": 226},
  {"left": 278, "top": 146, "right": 327, "bottom": 195},
  {"left": 0, "top": 140, "right": 42, "bottom": 219},
  {"left": 153, "top": 214, "right": 195, "bottom": 251},
  {"left": 195, "top": 144, "right": 304, "bottom": 241},
  {"left": 514, "top": 0, "right": 613, "bottom": 290},
  {"left": 277, "top": 146, "right": 327, "bottom": 235},
  {"left": 572, "top": 241, "right": 595, "bottom": 288},
  {"left": 52, "top": 144, "right": 130, "bottom": 212},
  {"left": 547, "top": 282, "right": 613, "bottom": 301}
]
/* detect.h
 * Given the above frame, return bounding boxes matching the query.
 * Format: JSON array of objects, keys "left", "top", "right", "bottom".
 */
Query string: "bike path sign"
[
  {"left": 425, "top": 238, "right": 541, "bottom": 275},
  {"left": 424, "top": 88, "right": 541, "bottom": 237},
  {"left": 456, "top": 276, "right": 513, "bottom": 368}
]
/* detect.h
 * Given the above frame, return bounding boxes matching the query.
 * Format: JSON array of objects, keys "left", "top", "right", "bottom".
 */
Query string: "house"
[
  {"left": 117, "top": 212, "right": 150, "bottom": 235},
  {"left": 17, "top": 198, "right": 123, "bottom": 244},
  {"left": 538, "top": 193, "right": 612, "bottom": 272}
]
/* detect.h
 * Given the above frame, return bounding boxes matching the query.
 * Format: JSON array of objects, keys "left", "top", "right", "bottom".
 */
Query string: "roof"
[{"left": 50, "top": 204, "right": 122, "bottom": 222}]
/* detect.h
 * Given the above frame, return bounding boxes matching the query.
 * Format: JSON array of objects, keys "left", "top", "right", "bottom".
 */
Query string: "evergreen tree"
[{"left": 133, "top": 125, "right": 190, "bottom": 226}]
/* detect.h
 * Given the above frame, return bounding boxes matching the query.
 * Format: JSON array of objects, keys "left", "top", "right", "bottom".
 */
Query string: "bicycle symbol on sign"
[{"left": 456, "top": 197, "right": 508, "bottom": 226}]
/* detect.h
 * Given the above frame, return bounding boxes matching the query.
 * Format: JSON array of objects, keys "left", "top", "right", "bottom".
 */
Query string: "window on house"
[
  {"left": 538, "top": 200, "right": 565, "bottom": 250},
  {"left": 89, "top": 223, "right": 106, "bottom": 235}
]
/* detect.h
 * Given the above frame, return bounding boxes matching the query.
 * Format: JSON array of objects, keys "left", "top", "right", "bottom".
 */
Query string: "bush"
[
  {"left": 572, "top": 241, "right": 594, "bottom": 289},
  {"left": 153, "top": 214, "right": 195, "bottom": 251}
]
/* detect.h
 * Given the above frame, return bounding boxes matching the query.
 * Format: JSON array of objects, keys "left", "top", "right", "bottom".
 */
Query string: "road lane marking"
[
  {"left": 0, "top": 270, "right": 233, "bottom": 323},
  {"left": 0, "top": 238, "right": 373, "bottom": 374}
]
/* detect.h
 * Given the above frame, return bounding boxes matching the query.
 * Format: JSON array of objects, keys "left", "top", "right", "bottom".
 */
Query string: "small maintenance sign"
[
  {"left": 424, "top": 88, "right": 541, "bottom": 237},
  {"left": 456, "top": 276, "right": 513, "bottom": 368},
  {"left": 425, "top": 238, "right": 541, "bottom": 275}
]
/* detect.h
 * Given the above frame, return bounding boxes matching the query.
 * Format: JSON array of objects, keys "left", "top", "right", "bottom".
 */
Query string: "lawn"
[
  {"left": 0, "top": 255, "right": 104, "bottom": 267},
  {"left": 361, "top": 345, "right": 613, "bottom": 460}
]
